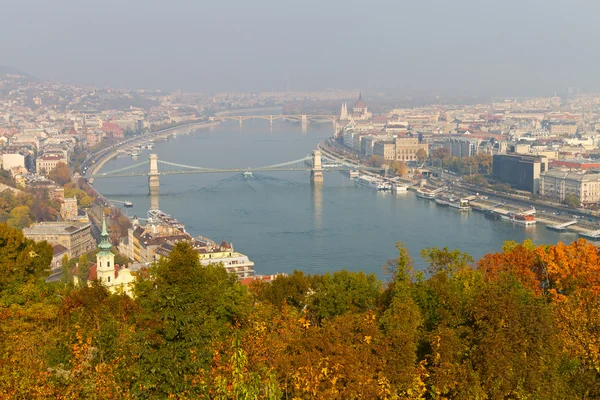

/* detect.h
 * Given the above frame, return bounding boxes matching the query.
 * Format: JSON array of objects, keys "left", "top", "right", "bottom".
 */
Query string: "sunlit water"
[{"left": 93, "top": 119, "right": 572, "bottom": 278}]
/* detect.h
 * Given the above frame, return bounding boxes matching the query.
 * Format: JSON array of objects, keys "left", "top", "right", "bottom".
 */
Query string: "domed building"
[{"left": 339, "top": 93, "right": 372, "bottom": 121}]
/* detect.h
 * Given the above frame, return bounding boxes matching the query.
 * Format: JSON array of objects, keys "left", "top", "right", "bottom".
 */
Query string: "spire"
[{"left": 98, "top": 213, "right": 112, "bottom": 253}]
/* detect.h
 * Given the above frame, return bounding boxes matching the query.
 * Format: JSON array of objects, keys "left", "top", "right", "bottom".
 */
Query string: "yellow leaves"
[
  {"left": 298, "top": 315, "right": 311, "bottom": 329},
  {"left": 364, "top": 335, "right": 372, "bottom": 345}
]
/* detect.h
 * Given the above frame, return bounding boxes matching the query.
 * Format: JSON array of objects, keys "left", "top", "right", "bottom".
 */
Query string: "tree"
[
  {"left": 0, "top": 223, "right": 52, "bottom": 291},
  {"left": 60, "top": 254, "right": 72, "bottom": 284},
  {"left": 390, "top": 160, "right": 407, "bottom": 176},
  {"left": 564, "top": 194, "right": 581, "bottom": 209},
  {"left": 76, "top": 254, "right": 90, "bottom": 285},
  {"left": 131, "top": 242, "right": 252, "bottom": 398},
  {"left": 7, "top": 205, "right": 31, "bottom": 229},
  {"left": 416, "top": 148, "right": 428, "bottom": 164},
  {"left": 48, "top": 162, "right": 71, "bottom": 185}
]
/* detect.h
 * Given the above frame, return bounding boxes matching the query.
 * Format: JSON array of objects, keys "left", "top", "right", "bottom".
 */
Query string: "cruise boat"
[
  {"left": 579, "top": 231, "right": 600, "bottom": 241},
  {"left": 501, "top": 212, "right": 536, "bottom": 225},
  {"left": 355, "top": 175, "right": 392, "bottom": 191},
  {"left": 484, "top": 210, "right": 501, "bottom": 220},
  {"left": 434, "top": 194, "right": 450, "bottom": 206},
  {"left": 416, "top": 189, "right": 436, "bottom": 200},
  {"left": 448, "top": 198, "right": 470, "bottom": 211}
]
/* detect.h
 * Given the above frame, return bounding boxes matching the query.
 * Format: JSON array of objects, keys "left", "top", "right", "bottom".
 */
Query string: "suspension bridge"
[{"left": 82, "top": 151, "right": 384, "bottom": 192}]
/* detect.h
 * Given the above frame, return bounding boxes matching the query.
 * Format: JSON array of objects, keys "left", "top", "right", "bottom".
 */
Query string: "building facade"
[
  {"left": 395, "top": 137, "right": 428, "bottom": 162},
  {"left": 36, "top": 154, "right": 67, "bottom": 174},
  {"left": 444, "top": 138, "right": 480, "bottom": 158},
  {"left": 540, "top": 169, "right": 600, "bottom": 204},
  {"left": 23, "top": 221, "right": 95, "bottom": 258}
]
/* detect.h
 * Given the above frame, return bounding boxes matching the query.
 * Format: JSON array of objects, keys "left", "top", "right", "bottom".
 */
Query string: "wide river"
[{"left": 94, "top": 119, "right": 572, "bottom": 278}]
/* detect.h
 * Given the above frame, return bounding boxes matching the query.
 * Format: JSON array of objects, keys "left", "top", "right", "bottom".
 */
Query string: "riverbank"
[{"left": 87, "top": 120, "right": 220, "bottom": 177}]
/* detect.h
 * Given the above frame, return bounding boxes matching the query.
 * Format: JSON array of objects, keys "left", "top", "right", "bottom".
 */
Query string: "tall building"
[
  {"left": 444, "top": 138, "right": 480, "bottom": 158},
  {"left": 492, "top": 154, "right": 549, "bottom": 193},
  {"left": 23, "top": 221, "right": 95, "bottom": 258},
  {"left": 349, "top": 93, "right": 372, "bottom": 121}
]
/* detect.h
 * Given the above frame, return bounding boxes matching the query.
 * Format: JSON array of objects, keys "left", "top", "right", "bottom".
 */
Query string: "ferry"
[
  {"left": 416, "top": 189, "right": 436, "bottom": 200},
  {"left": 355, "top": 175, "right": 392, "bottom": 191},
  {"left": 434, "top": 195, "right": 450, "bottom": 206},
  {"left": 501, "top": 212, "right": 536, "bottom": 225},
  {"left": 484, "top": 210, "right": 501, "bottom": 220},
  {"left": 579, "top": 231, "right": 600, "bottom": 241},
  {"left": 448, "top": 198, "right": 470, "bottom": 211}
]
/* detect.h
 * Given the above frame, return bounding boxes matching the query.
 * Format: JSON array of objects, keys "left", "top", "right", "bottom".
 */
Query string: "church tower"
[
  {"left": 340, "top": 102, "right": 348, "bottom": 120},
  {"left": 96, "top": 214, "right": 115, "bottom": 285}
]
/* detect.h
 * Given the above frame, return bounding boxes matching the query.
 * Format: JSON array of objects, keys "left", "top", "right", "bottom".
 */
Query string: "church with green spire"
[{"left": 74, "top": 214, "right": 136, "bottom": 296}]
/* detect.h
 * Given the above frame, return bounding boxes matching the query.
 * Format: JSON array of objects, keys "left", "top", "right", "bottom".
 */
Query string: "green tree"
[
  {"left": 76, "top": 254, "right": 90, "bottom": 284},
  {"left": 48, "top": 162, "right": 71, "bottom": 185},
  {"left": 307, "top": 270, "right": 381, "bottom": 322},
  {"left": 7, "top": 205, "right": 31, "bottom": 229},
  {"left": 60, "top": 254, "right": 71, "bottom": 284},
  {"left": 131, "top": 242, "right": 251, "bottom": 398},
  {"left": 0, "top": 223, "right": 52, "bottom": 292},
  {"left": 564, "top": 194, "right": 581, "bottom": 209}
]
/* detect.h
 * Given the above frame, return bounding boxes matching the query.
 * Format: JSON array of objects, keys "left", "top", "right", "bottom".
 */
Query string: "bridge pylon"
[
  {"left": 310, "top": 150, "right": 324, "bottom": 183},
  {"left": 148, "top": 153, "right": 160, "bottom": 194}
]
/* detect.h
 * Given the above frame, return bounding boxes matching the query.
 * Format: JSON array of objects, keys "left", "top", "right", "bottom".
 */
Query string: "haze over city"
[{"left": 2, "top": 0, "right": 599, "bottom": 96}]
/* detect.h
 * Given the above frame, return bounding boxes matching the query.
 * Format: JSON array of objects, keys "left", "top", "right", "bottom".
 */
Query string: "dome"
[{"left": 354, "top": 93, "right": 366, "bottom": 109}]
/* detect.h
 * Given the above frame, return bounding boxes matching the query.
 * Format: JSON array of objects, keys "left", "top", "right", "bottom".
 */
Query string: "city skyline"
[{"left": 2, "top": 0, "right": 600, "bottom": 96}]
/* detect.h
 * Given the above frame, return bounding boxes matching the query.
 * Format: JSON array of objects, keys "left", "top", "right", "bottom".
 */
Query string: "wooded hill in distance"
[{"left": 1, "top": 222, "right": 599, "bottom": 399}]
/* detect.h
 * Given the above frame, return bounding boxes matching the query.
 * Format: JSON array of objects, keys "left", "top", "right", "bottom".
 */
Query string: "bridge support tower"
[
  {"left": 149, "top": 153, "right": 160, "bottom": 194},
  {"left": 310, "top": 150, "right": 324, "bottom": 183}
]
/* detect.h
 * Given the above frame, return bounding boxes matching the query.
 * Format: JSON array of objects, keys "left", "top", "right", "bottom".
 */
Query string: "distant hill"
[{"left": 0, "top": 65, "right": 39, "bottom": 81}]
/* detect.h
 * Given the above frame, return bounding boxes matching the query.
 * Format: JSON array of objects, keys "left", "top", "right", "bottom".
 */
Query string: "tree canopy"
[{"left": 0, "top": 224, "right": 599, "bottom": 398}]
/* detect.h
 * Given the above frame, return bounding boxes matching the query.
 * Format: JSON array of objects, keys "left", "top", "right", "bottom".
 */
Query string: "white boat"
[
  {"left": 349, "top": 170, "right": 359, "bottom": 178},
  {"left": 124, "top": 201, "right": 133, "bottom": 208},
  {"left": 448, "top": 198, "right": 470, "bottom": 211},
  {"left": 416, "top": 189, "right": 436, "bottom": 199},
  {"left": 393, "top": 184, "right": 408, "bottom": 192},
  {"left": 355, "top": 175, "right": 392, "bottom": 191},
  {"left": 243, "top": 171, "right": 253, "bottom": 179}
]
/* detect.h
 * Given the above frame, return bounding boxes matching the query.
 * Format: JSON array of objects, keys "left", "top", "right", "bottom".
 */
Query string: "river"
[{"left": 93, "top": 119, "right": 572, "bottom": 278}]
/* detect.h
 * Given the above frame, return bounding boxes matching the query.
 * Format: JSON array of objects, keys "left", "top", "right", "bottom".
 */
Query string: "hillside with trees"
[{"left": 1, "top": 222, "right": 599, "bottom": 398}]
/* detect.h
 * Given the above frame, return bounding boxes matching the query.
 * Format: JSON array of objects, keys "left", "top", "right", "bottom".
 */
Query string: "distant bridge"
[
  {"left": 218, "top": 114, "right": 337, "bottom": 132},
  {"left": 82, "top": 152, "right": 383, "bottom": 192}
]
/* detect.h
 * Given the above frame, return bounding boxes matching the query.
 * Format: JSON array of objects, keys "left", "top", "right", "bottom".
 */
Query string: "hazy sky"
[{"left": 1, "top": 0, "right": 598, "bottom": 96}]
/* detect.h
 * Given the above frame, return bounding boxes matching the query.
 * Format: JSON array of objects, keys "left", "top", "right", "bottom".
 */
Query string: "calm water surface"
[{"left": 93, "top": 119, "right": 572, "bottom": 278}]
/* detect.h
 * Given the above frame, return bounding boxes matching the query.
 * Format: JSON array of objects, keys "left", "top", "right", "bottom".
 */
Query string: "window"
[
  {"left": 107, "top": 276, "right": 110, "bottom": 283},
  {"left": 107, "top": 261, "right": 110, "bottom": 268}
]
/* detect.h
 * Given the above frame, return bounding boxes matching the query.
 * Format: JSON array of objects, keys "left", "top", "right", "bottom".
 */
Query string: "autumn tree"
[
  {"left": 48, "top": 162, "right": 71, "bottom": 185},
  {"left": 416, "top": 148, "right": 428, "bottom": 164}
]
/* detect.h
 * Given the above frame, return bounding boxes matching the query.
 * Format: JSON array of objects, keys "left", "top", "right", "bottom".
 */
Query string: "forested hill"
[{"left": 1, "top": 222, "right": 599, "bottom": 398}]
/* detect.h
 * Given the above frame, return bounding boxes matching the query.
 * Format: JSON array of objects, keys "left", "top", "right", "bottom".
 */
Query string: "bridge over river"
[{"left": 82, "top": 151, "right": 383, "bottom": 193}]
